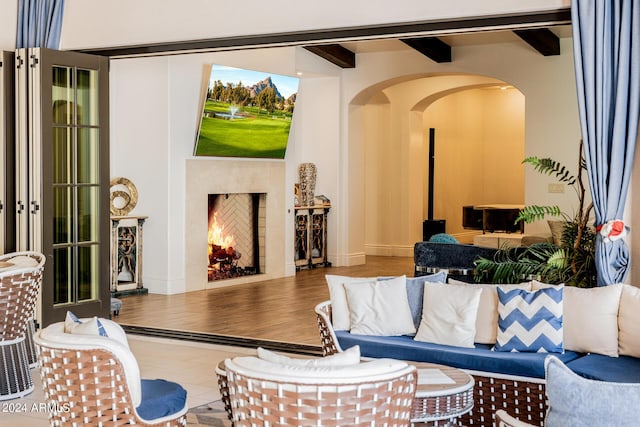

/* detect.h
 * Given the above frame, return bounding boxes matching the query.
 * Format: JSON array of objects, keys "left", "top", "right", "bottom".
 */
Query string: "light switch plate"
[{"left": 548, "top": 183, "right": 565, "bottom": 193}]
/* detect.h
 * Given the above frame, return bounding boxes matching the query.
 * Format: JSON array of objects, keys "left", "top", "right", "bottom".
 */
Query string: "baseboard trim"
[{"left": 365, "top": 244, "right": 413, "bottom": 257}]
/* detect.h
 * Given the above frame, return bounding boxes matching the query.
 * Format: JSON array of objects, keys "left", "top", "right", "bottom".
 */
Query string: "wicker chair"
[
  {"left": 0, "top": 251, "right": 45, "bottom": 400},
  {"left": 34, "top": 319, "right": 188, "bottom": 426},
  {"left": 225, "top": 355, "right": 418, "bottom": 426}
]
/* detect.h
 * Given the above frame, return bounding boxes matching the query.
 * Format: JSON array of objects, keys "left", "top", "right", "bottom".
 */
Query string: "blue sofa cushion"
[
  {"left": 566, "top": 354, "right": 640, "bottom": 383},
  {"left": 137, "top": 379, "right": 187, "bottom": 420},
  {"left": 545, "top": 356, "right": 640, "bottom": 427},
  {"left": 336, "top": 331, "right": 581, "bottom": 378}
]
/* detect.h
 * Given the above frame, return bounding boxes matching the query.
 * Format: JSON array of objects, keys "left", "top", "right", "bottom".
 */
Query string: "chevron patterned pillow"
[{"left": 494, "top": 285, "right": 564, "bottom": 353}]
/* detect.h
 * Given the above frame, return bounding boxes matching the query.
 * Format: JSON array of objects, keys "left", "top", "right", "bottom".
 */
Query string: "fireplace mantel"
[{"left": 185, "top": 159, "right": 286, "bottom": 291}]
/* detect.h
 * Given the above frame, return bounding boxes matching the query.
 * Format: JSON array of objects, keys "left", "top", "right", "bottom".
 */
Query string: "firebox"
[{"left": 207, "top": 193, "right": 266, "bottom": 281}]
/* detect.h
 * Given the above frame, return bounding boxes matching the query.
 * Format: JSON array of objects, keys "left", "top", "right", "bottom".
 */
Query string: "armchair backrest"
[
  {"left": 35, "top": 320, "right": 143, "bottom": 406},
  {"left": 0, "top": 251, "right": 45, "bottom": 342},
  {"left": 225, "top": 356, "right": 417, "bottom": 426}
]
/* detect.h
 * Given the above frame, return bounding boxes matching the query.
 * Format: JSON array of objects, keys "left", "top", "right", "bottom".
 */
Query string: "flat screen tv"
[{"left": 194, "top": 64, "right": 300, "bottom": 159}]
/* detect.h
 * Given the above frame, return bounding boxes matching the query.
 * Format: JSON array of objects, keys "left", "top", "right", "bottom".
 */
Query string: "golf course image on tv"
[{"left": 194, "top": 65, "right": 300, "bottom": 159}]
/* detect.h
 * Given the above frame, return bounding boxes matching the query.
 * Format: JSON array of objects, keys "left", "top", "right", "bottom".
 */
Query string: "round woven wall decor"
[{"left": 110, "top": 177, "right": 138, "bottom": 216}]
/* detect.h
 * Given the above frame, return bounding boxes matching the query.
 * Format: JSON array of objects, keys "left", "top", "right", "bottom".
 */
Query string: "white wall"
[
  {"left": 58, "top": 0, "right": 570, "bottom": 51},
  {"left": 0, "top": 1, "right": 17, "bottom": 50},
  {"left": 423, "top": 87, "right": 525, "bottom": 239}
]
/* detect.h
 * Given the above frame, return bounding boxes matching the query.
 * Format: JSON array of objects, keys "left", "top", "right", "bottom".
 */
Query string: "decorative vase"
[{"left": 298, "top": 163, "right": 317, "bottom": 206}]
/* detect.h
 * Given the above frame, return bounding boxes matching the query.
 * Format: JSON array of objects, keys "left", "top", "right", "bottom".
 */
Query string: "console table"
[
  {"left": 294, "top": 205, "right": 331, "bottom": 270},
  {"left": 110, "top": 215, "right": 147, "bottom": 294},
  {"left": 463, "top": 204, "right": 524, "bottom": 233}
]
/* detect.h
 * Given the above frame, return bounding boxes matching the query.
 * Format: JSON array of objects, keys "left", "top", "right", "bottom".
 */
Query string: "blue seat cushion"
[
  {"left": 566, "top": 354, "right": 640, "bottom": 383},
  {"left": 137, "top": 379, "right": 187, "bottom": 420},
  {"left": 336, "top": 331, "right": 582, "bottom": 378}
]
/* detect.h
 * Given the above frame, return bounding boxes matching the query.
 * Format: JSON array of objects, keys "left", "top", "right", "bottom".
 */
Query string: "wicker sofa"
[{"left": 315, "top": 278, "right": 640, "bottom": 427}]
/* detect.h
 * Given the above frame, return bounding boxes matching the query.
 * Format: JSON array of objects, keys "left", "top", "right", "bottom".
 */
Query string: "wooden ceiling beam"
[
  {"left": 401, "top": 37, "right": 451, "bottom": 63},
  {"left": 304, "top": 44, "right": 356, "bottom": 68},
  {"left": 513, "top": 28, "right": 560, "bottom": 56}
]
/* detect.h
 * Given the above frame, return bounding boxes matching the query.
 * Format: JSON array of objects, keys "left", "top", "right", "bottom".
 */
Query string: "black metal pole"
[{"left": 428, "top": 127, "right": 435, "bottom": 221}]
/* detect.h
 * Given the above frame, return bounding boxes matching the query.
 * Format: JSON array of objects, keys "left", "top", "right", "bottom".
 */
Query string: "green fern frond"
[
  {"left": 522, "top": 157, "right": 576, "bottom": 185},
  {"left": 516, "top": 205, "right": 562, "bottom": 224},
  {"left": 546, "top": 248, "right": 569, "bottom": 269}
]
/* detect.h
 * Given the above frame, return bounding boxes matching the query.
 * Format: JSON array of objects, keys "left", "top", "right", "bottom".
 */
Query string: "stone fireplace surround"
[{"left": 185, "top": 158, "right": 286, "bottom": 291}]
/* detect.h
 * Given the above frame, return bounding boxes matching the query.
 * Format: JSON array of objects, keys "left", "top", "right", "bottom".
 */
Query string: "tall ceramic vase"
[{"left": 298, "top": 163, "right": 317, "bottom": 206}]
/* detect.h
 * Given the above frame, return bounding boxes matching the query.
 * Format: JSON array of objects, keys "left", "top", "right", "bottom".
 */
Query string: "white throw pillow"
[
  {"left": 64, "top": 311, "right": 108, "bottom": 337},
  {"left": 257, "top": 345, "right": 360, "bottom": 366},
  {"left": 562, "top": 284, "right": 622, "bottom": 356},
  {"left": 618, "top": 284, "right": 640, "bottom": 357},
  {"left": 0, "top": 255, "right": 39, "bottom": 272},
  {"left": 344, "top": 277, "right": 415, "bottom": 336},
  {"left": 5, "top": 255, "right": 39, "bottom": 268},
  {"left": 414, "top": 282, "right": 482, "bottom": 348},
  {"left": 530, "top": 280, "right": 564, "bottom": 290},
  {"left": 448, "top": 279, "right": 531, "bottom": 344},
  {"left": 325, "top": 275, "right": 376, "bottom": 330}
]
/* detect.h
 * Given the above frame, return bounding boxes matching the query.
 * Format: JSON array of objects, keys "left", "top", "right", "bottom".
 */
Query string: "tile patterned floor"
[{"left": 0, "top": 335, "right": 256, "bottom": 426}]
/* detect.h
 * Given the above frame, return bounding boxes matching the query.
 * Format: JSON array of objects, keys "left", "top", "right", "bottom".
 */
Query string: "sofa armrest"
[{"left": 314, "top": 301, "right": 343, "bottom": 356}]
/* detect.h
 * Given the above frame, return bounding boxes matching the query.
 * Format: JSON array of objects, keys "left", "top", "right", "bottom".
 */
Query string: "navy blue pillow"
[{"left": 137, "top": 379, "right": 187, "bottom": 420}]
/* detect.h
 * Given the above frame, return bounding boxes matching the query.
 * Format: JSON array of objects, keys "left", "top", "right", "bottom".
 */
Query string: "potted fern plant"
[{"left": 474, "top": 141, "right": 597, "bottom": 287}]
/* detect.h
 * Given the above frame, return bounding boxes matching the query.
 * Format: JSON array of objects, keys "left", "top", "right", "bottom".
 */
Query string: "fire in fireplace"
[{"left": 207, "top": 193, "right": 266, "bottom": 281}]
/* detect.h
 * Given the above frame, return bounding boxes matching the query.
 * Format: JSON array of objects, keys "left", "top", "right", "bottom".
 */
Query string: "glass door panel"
[
  {"left": 51, "top": 61, "right": 100, "bottom": 311},
  {"left": 53, "top": 187, "right": 71, "bottom": 245},
  {"left": 77, "top": 186, "right": 99, "bottom": 242},
  {"left": 53, "top": 127, "right": 71, "bottom": 183},
  {"left": 52, "top": 66, "right": 74, "bottom": 125},
  {"left": 53, "top": 246, "right": 71, "bottom": 305},
  {"left": 76, "top": 68, "right": 98, "bottom": 126},
  {"left": 78, "top": 245, "right": 98, "bottom": 301},
  {"left": 77, "top": 128, "right": 99, "bottom": 183}
]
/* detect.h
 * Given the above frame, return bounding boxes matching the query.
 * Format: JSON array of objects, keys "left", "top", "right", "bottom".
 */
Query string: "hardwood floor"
[{"left": 115, "top": 256, "right": 415, "bottom": 353}]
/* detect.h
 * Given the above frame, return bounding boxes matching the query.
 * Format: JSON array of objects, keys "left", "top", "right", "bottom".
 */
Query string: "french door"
[
  {"left": 1, "top": 51, "right": 15, "bottom": 254},
  {"left": 15, "top": 48, "right": 110, "bottom": 326}
]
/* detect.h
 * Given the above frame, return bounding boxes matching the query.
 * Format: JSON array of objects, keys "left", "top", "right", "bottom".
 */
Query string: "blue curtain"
[
  {"left": 16, "top": 0, "right": 65, "bottom": 49},
  {"left": 572, "top": 0, "right": 640, "bottom": 285}
]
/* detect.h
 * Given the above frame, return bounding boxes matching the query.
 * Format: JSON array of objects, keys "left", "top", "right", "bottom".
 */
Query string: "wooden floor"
[{"left": 115, "top": 256, "right": 414, "bottom": 351}]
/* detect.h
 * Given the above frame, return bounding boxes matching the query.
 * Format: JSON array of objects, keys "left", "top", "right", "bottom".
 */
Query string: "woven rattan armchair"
[
  {"left": 225, "top": 355, "right": 417, "bottom": 426},
  {"left": 0, "top": 251, "right": 45, "bottom": 400},
  {"left": 34, "top": 319, "right": 188, "bottom": 426}
]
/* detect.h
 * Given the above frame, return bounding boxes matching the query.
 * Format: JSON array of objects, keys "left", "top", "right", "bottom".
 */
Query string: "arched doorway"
[{"left": 349, "top": 73, "right": 525, "bottom": 255}]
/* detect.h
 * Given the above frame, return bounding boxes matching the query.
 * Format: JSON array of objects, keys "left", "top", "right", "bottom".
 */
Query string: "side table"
[{"left": 411, "top": 361, "right": 474, "bottom": 426}]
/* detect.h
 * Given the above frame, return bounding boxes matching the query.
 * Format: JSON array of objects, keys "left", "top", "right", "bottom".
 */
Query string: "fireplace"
[
  {"left": 185, "top": 159, "right": 286, "bottom": 293},
  {"left": 207, "top": 193, "right": 266, "bottom": 282}
]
